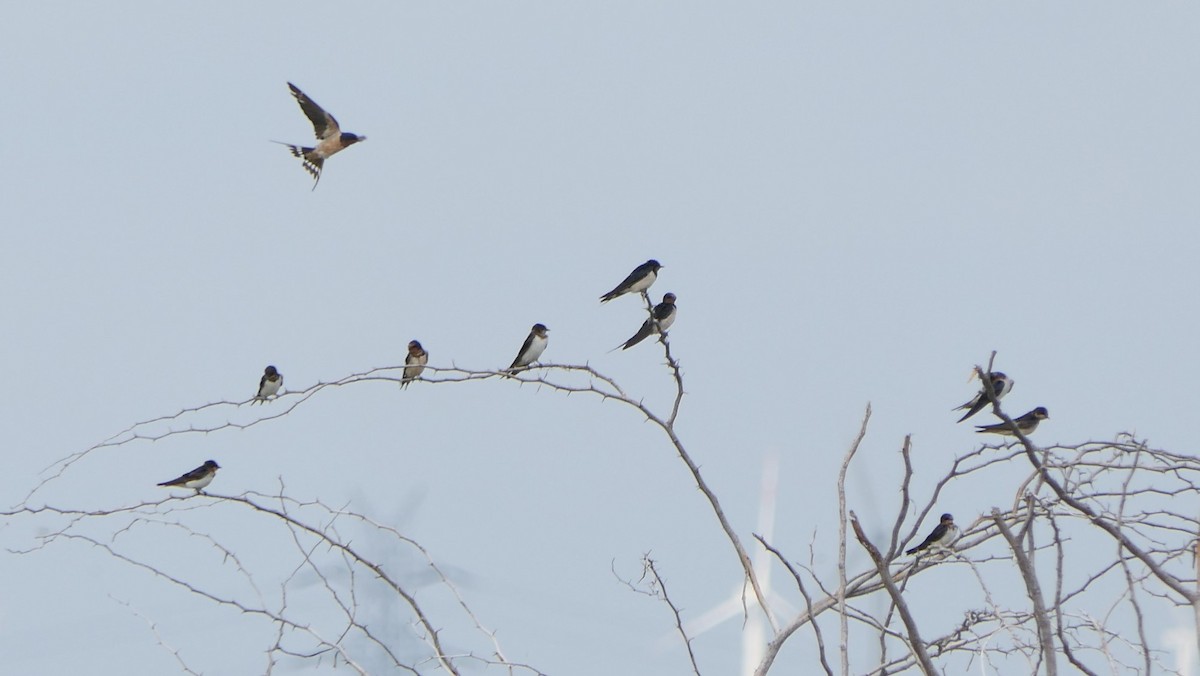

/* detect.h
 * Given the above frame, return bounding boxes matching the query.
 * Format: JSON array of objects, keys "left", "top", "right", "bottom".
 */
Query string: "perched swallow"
[
  {"left": 600, "top": 259, "right": 663, "bottom": 303},
  {"left": 906, "top": 513, "right": 959, "bottom": 555},
  {"left": 254, "top": 365, "right": 283, "bottom": 404},
  {"left": 507, "top": 324, "right": 549, "bottom": 375},
  {"left": 619, "top": 292, "right": 677, "bottom": 350},
  {"left": 975, "top": 407, "right": 1049, "bottom": 436},
  {"left": 158, "top": 460, "right": 221, "bottom": 493},
  {"left": 277, "top": 82, "right": 366, "bottom": 189},
  {"left": 401, "top": 340, "right": 428, "bottom": 388},
  {"left": 955, "top": 371, "right": 1014, "bottom": 422}
]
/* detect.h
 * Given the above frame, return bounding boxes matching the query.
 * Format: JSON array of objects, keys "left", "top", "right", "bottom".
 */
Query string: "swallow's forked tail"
[
  {"left": 271, "top": 140, "right": 312, "bottom": 157},
  {"left": 271, "top": 141, "right": 322, "bottom": 189}
]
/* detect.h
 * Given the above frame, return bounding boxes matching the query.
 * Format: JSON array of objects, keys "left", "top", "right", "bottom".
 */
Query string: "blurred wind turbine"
[{"left": 659, "top": 449, "right": 797, "bottom": 676}]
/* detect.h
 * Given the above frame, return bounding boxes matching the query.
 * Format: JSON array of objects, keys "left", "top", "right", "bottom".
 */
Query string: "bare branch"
[
  {"left": 991, "top": 509, "right": 1056, "bottom": 676},
  {"left": 837, "top": 404, "right": 871, "bottom": 676},
  {"left": 849, "top": 512, "right": 939, "bottom": 675},
  {"left": 755, "top": 534, "right": 834, "bottom": 676}
]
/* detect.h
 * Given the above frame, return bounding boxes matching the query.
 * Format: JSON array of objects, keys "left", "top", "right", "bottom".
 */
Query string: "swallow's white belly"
[
  {"left": 628, "top": 271, "right": 656, "bottom": 294},
  {"left": 258, "top": 378, "right": 282, "bottom": 398},
  {"left": 655, "top": 312, "right": 675, "bottom": 333},
  {"left": 184, "top": 473, "right": 215, "bottom": 490},
  {"left": 523, "top": 335, "right": 548, "bottom": 363}
]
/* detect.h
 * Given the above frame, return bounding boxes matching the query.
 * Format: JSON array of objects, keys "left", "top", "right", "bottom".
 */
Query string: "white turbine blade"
[{"left": 679, "top": 595, "right": 746, "bottom": 638}]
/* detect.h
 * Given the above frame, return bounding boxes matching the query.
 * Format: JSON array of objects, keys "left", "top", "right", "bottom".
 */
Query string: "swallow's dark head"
[
  {"left": 340, "top": 132, "right": 365, "bottom": 146},
  {"left": 990, "top": 371, "right": 1007, "bottom": 380},
  {"left": 940, "top": 513, "right": 954, "bottom": 523},
  {"left": 408, "top": 340, "right": 424, "bottom": 354},
  {"left": 204, "top": 460, "right": 221, "bottom": 470},
  {"left": 264, "top": 365, "right": 279, "bottom": 376},
  {"left": 532, "top": 323, "right": 549, "bottom": 336},
  {"left": 1032, "top": 407, "right": 1049, "bottom": 419},
  {"left": 646, "top": 259, "right": 663, "bottom": 270},
  {"left": 662, "top": 292, "right": 677, "bottom": 304}
]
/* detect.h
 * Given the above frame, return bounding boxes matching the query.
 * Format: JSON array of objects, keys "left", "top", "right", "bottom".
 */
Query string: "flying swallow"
[
  {"left": 955, "top": 371, "right": 1014, "bottom": 422},
  {"left": 253, "top": 365, "right": 283, "bottom": 404},
  {"left": 158, "top": 460, "right": 221, "bottom": 493},
  {"left": 276, "top": 82, "right": 366, "bottom": 189},
  {"left": 507, "top": 324, "right": 549, "bottom": 375},
  {"left": 975, "top": 407, "right": 1049, "bottom": 436},
  {"left": 600, "top": 259, "right": 663, "bottom": 303},
  {"left": 906, "top": 513, "right": 959, "bottom": 555},
  {"left": 619, "top": 293, "right": 677, "bottom": 350},
  {"left": 401, "top": 340, "right": 428, "bottom": 388}
]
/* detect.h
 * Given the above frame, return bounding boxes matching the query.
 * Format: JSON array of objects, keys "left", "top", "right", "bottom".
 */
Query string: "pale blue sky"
[{"left": 2, "top": 3, "right": 1198, "bottom": 674}]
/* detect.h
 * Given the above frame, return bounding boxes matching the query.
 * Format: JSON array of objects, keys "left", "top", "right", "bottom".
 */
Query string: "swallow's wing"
[
  {"left": 621, "top": 319, "right": 654, "bottom": 350},
  {"left": 510, "top": 332, "right": 536, "bottom": 368},
  {"left": 906, "top": 523, "right": 947, "bottom": 553},
  {"left": 600, "top": 265, "right": 649, "bottom": 301},
  {"left": 289, "top": 83, "right": 341, "bottom": 140},
  {"left": 927, "top": 523, "right": 948, "bottom": 544},
  {"left": 159, "top": 464, "right": 208, "bottom": 486}
]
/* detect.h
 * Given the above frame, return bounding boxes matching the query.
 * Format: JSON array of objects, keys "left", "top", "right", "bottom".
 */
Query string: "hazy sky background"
[{"left": 2, "top": 3, "right": 1198, "bottom": 674}]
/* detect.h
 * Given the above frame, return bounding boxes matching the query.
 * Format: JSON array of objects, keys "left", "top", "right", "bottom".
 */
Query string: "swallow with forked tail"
[
  {"left": 618, "top": 293, "right": 676, "bottom": 350},
  {"left": 276, "top": 82, "right": 365, "bottom": 189},
  {"left": 158, "top": 460, "right": 221, "bottom": 494},
  {"left": 507, "top": 324, "right": 549, "bottom": 375},
  {"left": 906, "top": 513, "right": 959, "bottom": 555},
  {"left": 975, "top": 407, "right": 1049, "bottom": 436},
  {"left": 254, "top": 365, "right": 283, "bottom": 404},
  {"left": 955, "top": 371, "right": 1014, "bottom": 422},
  {"left": 401, "top": 340, "right": 428, "bottom": 388},
  {"left": 600, "top": 260, "right": 662, "bottom": 303}
]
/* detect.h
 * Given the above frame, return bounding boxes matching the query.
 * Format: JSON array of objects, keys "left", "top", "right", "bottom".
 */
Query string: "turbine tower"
[{"left": 673, "top": 449, "right": 794, "bottom": 676}]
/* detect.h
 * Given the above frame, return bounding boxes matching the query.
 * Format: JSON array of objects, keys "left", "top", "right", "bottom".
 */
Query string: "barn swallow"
[
  {"left": 401, "top": 340, "right": 428, "bottom": 388},
  {"left": 276, "top": 82, "right": 366, "bottom": 189},
  {"left": 600, "top": 259, "right": 663, "bottom": 303},
  {"left": 253, "top": 365, "right": 283, "bottom": 404},
  {"left": 955, "top": 371, "right": 1014, "bottom": 422},
  {"left": 619, "top": 293, "right": 677, "bottom": 350},
  {"left": 906, "top": 513, "right": 959, "bottom": 555},
  {"left": 157, "top": 460, "right": 221, "bottom": 494},
  {"left": 507, "top": 324, "right": 549, "bottom": 374},
  {"left": 975, "top": 407, "right": 1049, "bottom": 436}
]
